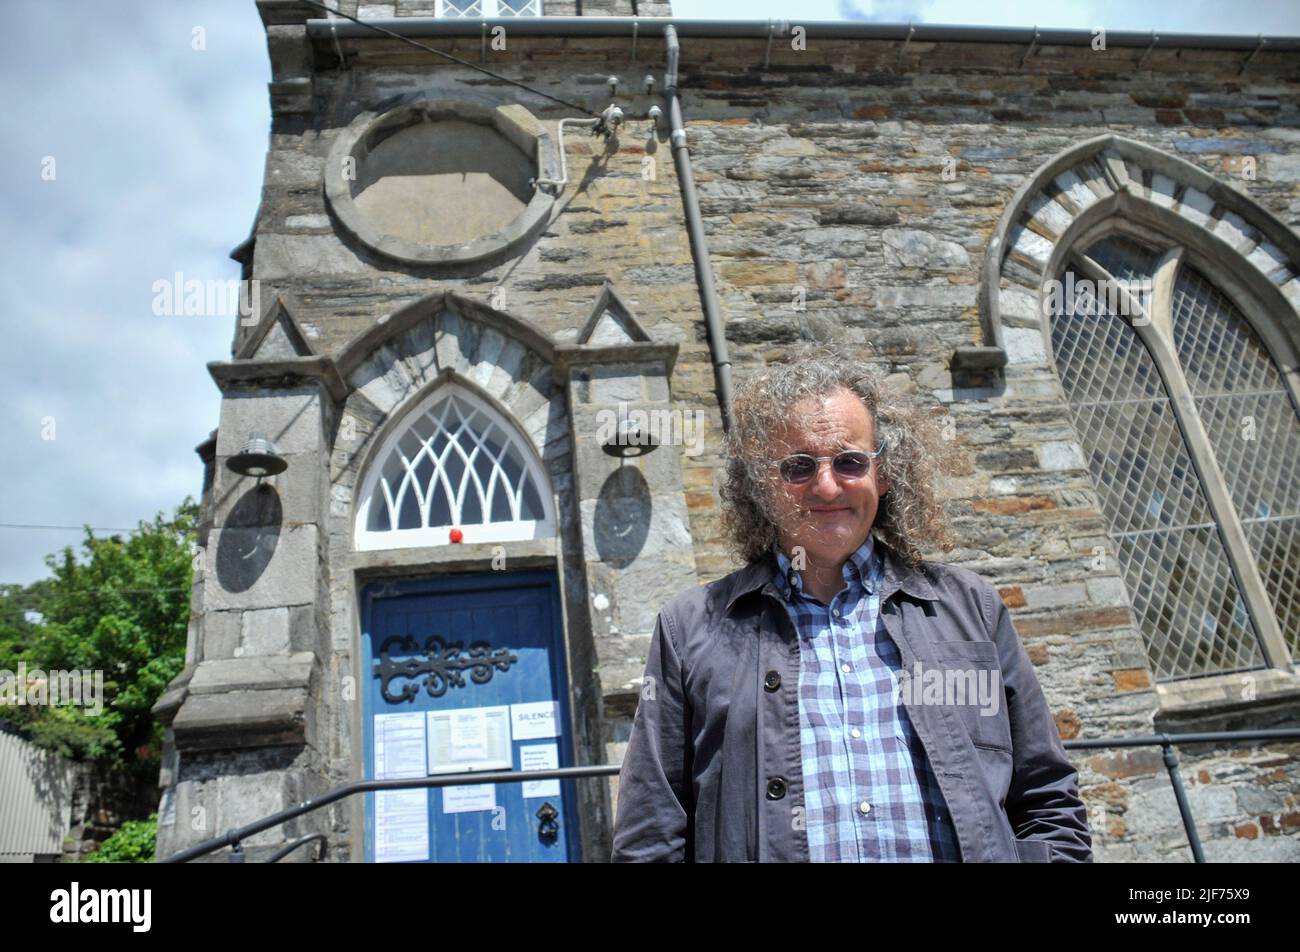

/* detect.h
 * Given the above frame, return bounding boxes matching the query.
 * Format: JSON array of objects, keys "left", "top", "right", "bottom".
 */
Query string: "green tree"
[{"left": 0, "top": 499, "right": 197, "bottom": 783}]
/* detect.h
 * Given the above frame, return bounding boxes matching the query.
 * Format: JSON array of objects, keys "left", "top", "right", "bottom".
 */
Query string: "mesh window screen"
[
  {"left": 1171, "top": 265, "right": 1300, "bottom": 660},
  {"left": 1050, "top": 236, "right": 1266, "bottom": 679},
  {"left": 1085, "top": 233, "right": 1161, "bottom": 319}
]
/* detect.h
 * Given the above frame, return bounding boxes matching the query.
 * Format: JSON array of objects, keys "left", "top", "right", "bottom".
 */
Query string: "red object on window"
[{"left": 449, "top": 528, "right": 463, "bottom": 543}]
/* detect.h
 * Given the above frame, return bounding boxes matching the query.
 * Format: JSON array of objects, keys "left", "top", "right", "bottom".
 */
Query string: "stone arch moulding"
[
  {"left": 963, "top": 133, "right": 1300, "bottom": 372},
  {"left": 323, "top": 97, "right": 561, "bottom": 268},
  {"left": 332, "top": 291, "right": 573, "bottom": 555}
]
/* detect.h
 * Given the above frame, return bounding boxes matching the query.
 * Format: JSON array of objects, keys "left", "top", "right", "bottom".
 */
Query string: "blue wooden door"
[{"left": 360, "top": 569, "right": 580, "bottom": 862}]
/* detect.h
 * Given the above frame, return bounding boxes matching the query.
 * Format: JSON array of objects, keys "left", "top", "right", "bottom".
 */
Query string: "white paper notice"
[
  {"left": 375, "top": 790, "right": 429, "bottom": 862},
  {"left": 374, "top": 711, "right": 427, "bottom": 779},
  {"left": 373, "top": 712, "right": 429, "bottom": 862},
  {"left": 449, "top": 708, "right": 489, "bottom": 760},
  {"left": 511, "top": 700, "right": 560, "bottom": 740},
  {"left": 427, "top": 706, "right": 511, "bottom": 773},
  {"left": 520, "top": 743, "right": 561, "bottom": 798},
  {"left": 442, "top": 783, "right": 497, "bottom": 814}
]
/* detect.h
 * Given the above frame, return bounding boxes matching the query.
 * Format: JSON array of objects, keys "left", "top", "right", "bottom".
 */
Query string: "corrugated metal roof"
[{"left": 0, "top": 726, "right": 78, "bottom": 858}]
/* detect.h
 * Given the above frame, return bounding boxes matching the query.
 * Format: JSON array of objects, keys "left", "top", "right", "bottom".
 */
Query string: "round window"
[{"left": 324, "top": 100, "right": 558, "bottom": 266}]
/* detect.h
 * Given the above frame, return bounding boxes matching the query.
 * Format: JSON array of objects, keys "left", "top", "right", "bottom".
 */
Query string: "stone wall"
[
  {"left": 157, "top": 8, "right": 1300, "bottom": 862},
  {"left": 66, "top": 759, "right": 158, "bottom": 862}
]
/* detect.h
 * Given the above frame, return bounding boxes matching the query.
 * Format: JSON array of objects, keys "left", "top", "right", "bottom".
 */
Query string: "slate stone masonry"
[{"left": 151, "top": 2, "right": 1300, "bottom": 862}]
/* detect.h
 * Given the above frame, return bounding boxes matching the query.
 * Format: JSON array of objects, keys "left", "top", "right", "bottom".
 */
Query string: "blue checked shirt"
[{"left": 772, "top": 535, "right": 960, "bottom": 862}]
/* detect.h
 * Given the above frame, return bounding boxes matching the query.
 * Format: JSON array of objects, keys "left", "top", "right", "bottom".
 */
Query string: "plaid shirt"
[{"left": 772, "top": 535, "right": 961, "bottom": 862}]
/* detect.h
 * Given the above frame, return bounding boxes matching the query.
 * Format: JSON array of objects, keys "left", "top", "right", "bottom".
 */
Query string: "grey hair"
[{"left": 719, "top": 345, "right": 965, "bottom": 567}]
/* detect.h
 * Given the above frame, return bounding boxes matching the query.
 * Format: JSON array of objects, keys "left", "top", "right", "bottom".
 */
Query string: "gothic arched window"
[
  {"left": 1049, "top": 225, "right": 1300, "bottom": 682},
  {"left": 355, "top": 383, "right": 554, "bottom": 551}
]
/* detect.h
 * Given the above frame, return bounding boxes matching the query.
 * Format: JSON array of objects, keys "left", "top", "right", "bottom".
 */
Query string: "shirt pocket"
[{"left": 926, "top": 640, "right": 1012, "bottom": 754}]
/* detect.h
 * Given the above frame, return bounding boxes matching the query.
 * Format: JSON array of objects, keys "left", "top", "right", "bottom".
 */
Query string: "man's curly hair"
[{"left": 719, "top": 345, "right": 965, "bottom": 568}]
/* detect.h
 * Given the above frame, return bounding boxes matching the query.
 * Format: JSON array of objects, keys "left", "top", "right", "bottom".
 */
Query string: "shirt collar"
[
  {"left": 770, "top": 534, "right": 880, "bottom": 601},
  {"left": 722, "top": 532, "right": 937, "bottom": 615}
]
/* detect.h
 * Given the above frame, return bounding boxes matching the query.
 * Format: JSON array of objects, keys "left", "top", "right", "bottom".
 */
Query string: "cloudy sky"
[{"left": 1, "top": 1, "right": 1297, "bottom": 586}]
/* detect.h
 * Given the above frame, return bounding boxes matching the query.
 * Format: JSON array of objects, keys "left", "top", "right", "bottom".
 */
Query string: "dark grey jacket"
[{"left": 610, "top": 538, "right": 1093, "bottom": 862}]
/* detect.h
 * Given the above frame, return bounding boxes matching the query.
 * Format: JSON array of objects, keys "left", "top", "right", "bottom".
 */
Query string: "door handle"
[{"left": 535, "top": 801, "right": 559, "bottom": 843}]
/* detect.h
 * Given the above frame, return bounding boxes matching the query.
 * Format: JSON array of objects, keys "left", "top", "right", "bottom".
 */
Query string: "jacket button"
[
  {"left": 766, "top": 776, "right": 787, "bottom": 800},
  {"left": 763, "top": 670, "right": 782, "bottom": 691}
]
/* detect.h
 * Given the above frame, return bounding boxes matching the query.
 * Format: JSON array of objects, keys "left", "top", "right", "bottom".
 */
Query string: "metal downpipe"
[{"left": 663, "top": 24, "right": 735, "bottom": 434}]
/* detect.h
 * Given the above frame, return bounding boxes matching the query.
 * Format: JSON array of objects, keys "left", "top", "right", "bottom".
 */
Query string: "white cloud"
[{"left": 0, "top": 1, "right": 268, "bottom": 584}]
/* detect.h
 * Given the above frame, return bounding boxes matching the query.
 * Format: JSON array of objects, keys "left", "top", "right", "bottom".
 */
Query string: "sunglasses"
[{"left": 770, "top": 440, "right": 886, "bottom": 485}]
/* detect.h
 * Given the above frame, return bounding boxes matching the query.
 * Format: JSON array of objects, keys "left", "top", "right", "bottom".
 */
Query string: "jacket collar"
[{"left": 723, "top": 532, "right": 938, "bottom": 615}]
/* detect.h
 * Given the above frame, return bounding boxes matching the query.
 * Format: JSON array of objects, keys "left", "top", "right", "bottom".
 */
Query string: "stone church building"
[{"left": 152, "top": 0, "right": 1300, "bottom": 861}]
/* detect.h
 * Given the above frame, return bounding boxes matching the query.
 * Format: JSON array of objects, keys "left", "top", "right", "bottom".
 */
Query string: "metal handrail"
[
  {"left": 158, "top": 728, "right": 1300, "bottom": 863},
  {"left": 1063, "top": 728, "right": 1300, "bottom": 862},
  {"left": 158, "top": 764, "right": 620, "bottom": 863},
  {"left": 261, "top": 833, "right": 328, "bottom": 864}
]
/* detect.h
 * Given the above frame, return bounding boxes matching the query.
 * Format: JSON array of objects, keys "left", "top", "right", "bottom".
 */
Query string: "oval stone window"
[{"left": 325, "top": 100, "right": 559, "bottom": 266}]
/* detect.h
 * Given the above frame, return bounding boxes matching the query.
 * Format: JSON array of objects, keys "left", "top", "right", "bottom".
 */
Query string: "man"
[{"left": 610, "top": 350, "right": 1093, "bottom": 862}]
